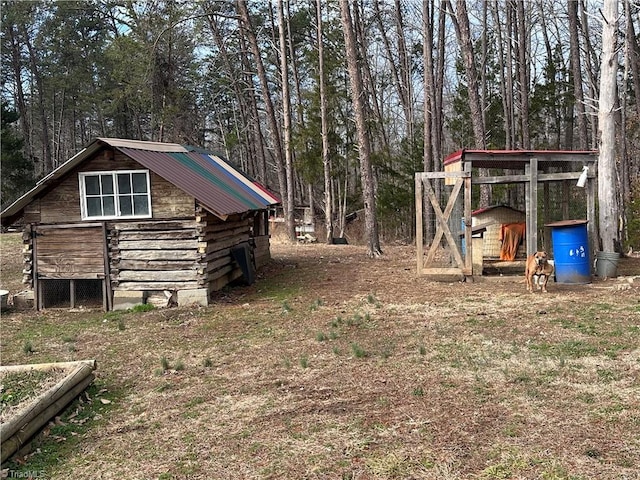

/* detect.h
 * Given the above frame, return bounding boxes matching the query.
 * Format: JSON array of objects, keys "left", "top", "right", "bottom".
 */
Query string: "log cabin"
[{"left": 1, "top": 138, "right": 281, "bottom": 310}]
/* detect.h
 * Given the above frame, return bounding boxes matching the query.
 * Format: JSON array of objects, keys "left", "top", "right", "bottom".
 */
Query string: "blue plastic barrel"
[{"left": 546, "top": 220, "right": 591, "bottom": 284}]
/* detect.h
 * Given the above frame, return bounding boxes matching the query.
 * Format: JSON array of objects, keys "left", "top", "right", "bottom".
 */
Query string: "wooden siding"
[
  {"left": 34, "top": 225, "right": 106, "bottom": 279},
  {"left": 34, "top": 149, "right": 195, "bottom": 223}
]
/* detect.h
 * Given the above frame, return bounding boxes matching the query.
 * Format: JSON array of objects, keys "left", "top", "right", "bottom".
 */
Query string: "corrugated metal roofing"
[
  {"left": 1, "top": 138, "right": 280, "bottom": 224},
  {"left": 444, "top": 149, "right": 598, "bottom": 169}
]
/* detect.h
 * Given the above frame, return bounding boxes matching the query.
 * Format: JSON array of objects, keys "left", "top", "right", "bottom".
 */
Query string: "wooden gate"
[
  {"left": 32, "top": 223, "right": 110, "bottom": 310},
  {"left": 415, "top": 171, "right": 472, "bottom": 278}
]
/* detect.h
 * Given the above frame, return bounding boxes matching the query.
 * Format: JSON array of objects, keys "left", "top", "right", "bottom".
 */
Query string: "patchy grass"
[
  {"left": 1, "top": 238, "right": 640, "bottom": 479},
  {"left": 0, "top": 369, "right": 67, "bottom": 420}
]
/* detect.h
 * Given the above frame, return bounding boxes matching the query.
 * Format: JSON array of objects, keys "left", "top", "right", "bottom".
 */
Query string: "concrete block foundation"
[
  {"left": 112, "top": 291, "right": 145, "bottom": 311},
  {"left": 177, "top": 288, "right": 209, "bottom": 307}
]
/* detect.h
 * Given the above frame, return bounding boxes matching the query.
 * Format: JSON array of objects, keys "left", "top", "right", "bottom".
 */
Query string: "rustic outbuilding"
[
  {"left": 415, "top": 149, "right": 598, "bottom": 279},
  {"left": 1, "top": 138, "right": 280, "bottom": 310}
]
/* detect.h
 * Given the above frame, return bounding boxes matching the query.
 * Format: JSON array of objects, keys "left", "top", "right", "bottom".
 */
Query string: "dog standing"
[{"left": 525, "top": 251, "right": 554, "bottom": 293}]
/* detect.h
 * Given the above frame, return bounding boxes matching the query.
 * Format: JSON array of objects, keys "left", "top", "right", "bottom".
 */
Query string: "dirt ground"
[{"left": 1, "top": 236, "right": 639, "bottom": 479}]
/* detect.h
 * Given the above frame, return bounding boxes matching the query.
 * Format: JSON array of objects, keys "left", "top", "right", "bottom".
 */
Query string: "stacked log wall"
[
  {"left": 109, "top": 220, "right": 203, "bottom": 292},
  {"left": 21, "top": 228, "right": 33, "bottom": 288},
  {"left": 109, "top": 212, "right": 267, "bottom": 295},
  {"left": 197, "top": 209, "right": 254, "bottom": 293}
]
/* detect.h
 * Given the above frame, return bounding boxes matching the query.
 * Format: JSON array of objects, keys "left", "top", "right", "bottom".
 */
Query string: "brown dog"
[{"left": 525, "top": 251, "right": 554, "bottom": 293}]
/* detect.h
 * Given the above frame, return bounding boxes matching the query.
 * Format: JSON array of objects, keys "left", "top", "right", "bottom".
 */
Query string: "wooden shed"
[{"left": 0, "top": 138, "right": 280, "bottom": 310}]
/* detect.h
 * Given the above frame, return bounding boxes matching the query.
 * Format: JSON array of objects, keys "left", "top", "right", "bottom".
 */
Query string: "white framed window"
[{"left": 79, "top": 170, "right": 152, "bottom": 220}]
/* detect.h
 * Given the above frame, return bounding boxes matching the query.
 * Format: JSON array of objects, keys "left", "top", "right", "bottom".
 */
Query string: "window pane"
[
  {"left": 103, "top": 196, "right": 116, "bottom": 216},
  {"left": 87, "top": 197, "right": 102, "bottom": 217},
  {"left": 85, "top": 175, "right": 100, "bottom": 195},
  {"left": 117, "top": 174, "right": 131, "bottom": 194},
  {"left": 101, "top": 175, "right": 114, "bottom": 194},
  {"left": 132, "top": 173, "right": 148, "bottom": 193},
  {"left": 119, "top": 196, "right": 133, "bottom": 216},
  {"left": 133, "top": 195, "right": 149, "bottom": 215}
]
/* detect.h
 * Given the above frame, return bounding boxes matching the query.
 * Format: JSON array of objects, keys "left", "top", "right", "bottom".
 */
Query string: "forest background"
[{"left": 1, "top": 0, "right": 639, "bottom": 252}]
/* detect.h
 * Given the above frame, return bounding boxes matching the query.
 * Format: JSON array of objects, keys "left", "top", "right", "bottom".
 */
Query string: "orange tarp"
[{"left": 499, "top": 222, "right": 526, "bottom": 260}]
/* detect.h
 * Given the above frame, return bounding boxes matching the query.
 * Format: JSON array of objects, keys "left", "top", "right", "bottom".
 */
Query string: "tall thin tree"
[
  {"left": 339, "top": 0, "right": 382, "bottom": 257},
  {"left": 316, "top": 0, "right": 333, "bottom": 244},
  {"left": 277, "top": 0, "right": 296, "bottom": 242}
]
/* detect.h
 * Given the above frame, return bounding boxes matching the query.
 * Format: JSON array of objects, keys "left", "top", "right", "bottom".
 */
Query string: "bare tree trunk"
[
  {"left": 238, "top": 31, "right": 268, "bottom": 183},
  {"left": 236, "top": 1, "right": 290, "bottom": 239},
  {"left": 568, "top": 0, "right": 588, "bottom": 149},
  {"left": 579, "top": 0, "right": 599, "bottom": 148},
  {"left": 352, "top": 1, "right": 388, "bottom": 151},
  {"left": 339, "top": 0, "right": 382, "bottom": 257},
  {"left": 625, "top": 0, "right": 640, "bottom": 119},
  {"left": 422, "top": 0, "right": 434, "bottom": 244},
  {"left": 434, "top": 0, "right": 446, "bottom": 170},
  {"left": 490, "top": 2, "right": 512, "bottom": 148},
  {"left": 422, "top": 0, "right": 446, "bottom": 242},
  {"left": 20, "top": 24, "right": 52, "bottom": 175},
  {"left": 277, "top": 0, "right": 296, "bottom": 242},
  {"left": 373, "top": 1, "right": 408, "bottom": 131},
  {"left": 394, "top": 0, "right": 413, "bottom": 142},
  {"left": 316, "top": 0, "right": 334, "bottom": 244},
  {"left": 598, "top": 0, "right": 620, "bottom": 253},
  {"left": 619, "top": 0, "right": 636, "bottom": 247},
  {"left": 516, "top": 0, "right": 530, "bottom": 149},
  {"left": 7, "top": 25, "right": 33, "bottom": 165},
  {"left": 448, "top": 0, "right": 485, "bottom": 148},
  {"left": 504, "top": 3, "right": 516, "bottom": 147},
  {"left": 447, "top": 0, "right": 490, "bottom": 206}
]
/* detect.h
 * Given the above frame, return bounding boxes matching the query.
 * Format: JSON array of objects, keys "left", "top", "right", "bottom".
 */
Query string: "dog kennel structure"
[{"left": 415, "top": 149, "right": 598, "bottom": 279}]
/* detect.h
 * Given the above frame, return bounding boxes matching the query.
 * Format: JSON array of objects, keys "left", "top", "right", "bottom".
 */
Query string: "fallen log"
[
  {"left": 0, "top": 361, "right": 97, "bottom": 463},
  {"left": 0, "top": 359, "right": 96, "bottom": 374}
]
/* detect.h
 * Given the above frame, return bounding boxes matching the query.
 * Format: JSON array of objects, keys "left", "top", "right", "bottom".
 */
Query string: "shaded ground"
[{"left": 1, "top": 235, "right": 639, "bottom": 479}]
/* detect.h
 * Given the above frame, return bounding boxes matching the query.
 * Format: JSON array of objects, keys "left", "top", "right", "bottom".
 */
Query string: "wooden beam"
[
  {"left": 415, "top": 173, "right": 423, "bottom": 275},
  {"left": 464, "top": 163, "right": 472, "bottom": 274},
  {"left": 527, "top": 158, "right": 538, "bottom": 256},
  {"left": 471, "top": 171, "right": 595, "bottom": 185}
]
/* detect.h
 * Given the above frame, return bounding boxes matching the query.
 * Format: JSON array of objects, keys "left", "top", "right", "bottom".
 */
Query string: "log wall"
[
  {"left": 197, "top": 208, "right": 255, "bottom": 293},
  {"left": 109, "top": 220, "right": 203, "bottom": 291},
  {"left": 109, "top": 210, "right": 268, "bottom": 296}
]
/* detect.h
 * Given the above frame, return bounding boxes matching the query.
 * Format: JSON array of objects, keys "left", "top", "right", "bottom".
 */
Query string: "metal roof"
[
  {"left": 444, "top": 149, "right": 598, "bottom": 169},
  {"left": 1, "top": 138, "right": 280, "bottom": 224}
]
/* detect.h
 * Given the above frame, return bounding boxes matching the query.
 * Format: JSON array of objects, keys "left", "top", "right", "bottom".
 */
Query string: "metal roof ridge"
[{"left": 98, "top": 138, "right": 187, "bottom": 152}]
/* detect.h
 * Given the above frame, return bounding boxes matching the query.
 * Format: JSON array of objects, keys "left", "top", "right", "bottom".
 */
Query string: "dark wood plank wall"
[
  {"left": 29, "top": 149, "right": 195, "bottom": 224},
  {"left": 35, "top": 225, "right": 105, "bottom": 279}
]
